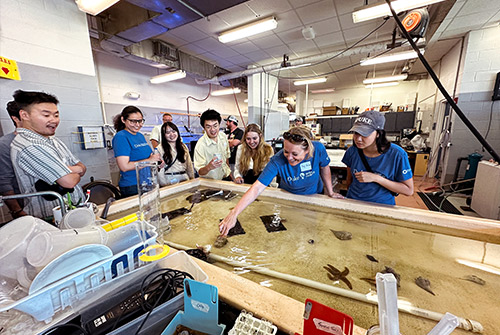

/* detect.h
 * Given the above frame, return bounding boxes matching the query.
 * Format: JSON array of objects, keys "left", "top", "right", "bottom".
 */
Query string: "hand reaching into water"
[{"left": 219, "top": 211, "right": 237, "bottom": 236}]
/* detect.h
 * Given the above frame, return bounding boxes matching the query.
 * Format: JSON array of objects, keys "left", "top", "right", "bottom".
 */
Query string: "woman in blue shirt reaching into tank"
[
  {"left": 219, "top": 126, "right": 343, "bottom": 236},
  {"left": 342, "top": 110, "right": 414, "bottom": 205}
]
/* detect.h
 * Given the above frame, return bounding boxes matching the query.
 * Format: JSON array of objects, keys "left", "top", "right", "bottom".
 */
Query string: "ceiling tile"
[
  {"left": 179, "top": 43, "right": 208, "bottom": 56},
  {"left": 265, "top": 44, "right": 293, "bottom": 58},
  {"left": 457, "top": 0, "right": 500, "bottom": 16},
  {"left": 192, "top": 37, "right": 222, "bottom": 52},
  {"left": 190, "top": 15, "right": 230, "bottom": 33},
  {"left": 276, "top": 28, "right": 303, "bottom": 44},
  {"left": 485, "top": 10, "right": 500, "bottom": 25},
  {"left": 169, "top": 25, "right": 209, "bottom": 43},
  {"left": 446, "top": 11, "right": 491, "bottom": 31},
  {"left": 226, "top": 54, "right": 252, "bottom": 65},
  {"left": 288, "top": 0, "right": 323, "bottom": 9},
  {"left": 310, "top": 63, "right": 333, "bottom": 73},
  {"left": 295, "top": 0, "right": 337, "bottom": 25},
  {"left": 250, "top": 34, "right": 285, "bottom": 49},
  {"left": 210, "top": 45, "right": 240, "bottom": 58},
  {"left": 314, "top": 31, "right": 345, "bottom": 48},
  {"left": 333, "top": 0, "right": 358, "bottom": 16},
  {"left": 156, "top": 33, "right": 189, "bottom": 47},
  {"left": 443, "top": 1, "right": 467, "bottom": 19},
  {"left": 293, "top": 48, "right": 321, "bottom": 58},
  {"left": 245, "top": 0, "right": 292, "bottom": 17},
  {"left": 229, "top": 41, "right": 260, "bottom": 54},
  {"left": 254, "top": 56, "right": 277, "bottom": 66},
  {"left": 214, "top": 5, "right": 259, "bottom": 27},
  {"left": 309, "top": 18, "right": 341, "bottom": 37},
  {"left": 245, "top": 49, "right": 272, "bottom": 62},
  {"left": 342, "top": 22, "right": 392, "bottom": 45},
  {"left": 288, "top": 39, "right": 320, "bottom": 54},
  {"left": 274, "top": 10, "right": 303, "bottom": 33}
]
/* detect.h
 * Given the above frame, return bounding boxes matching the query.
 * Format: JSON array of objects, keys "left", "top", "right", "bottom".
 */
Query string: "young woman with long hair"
[
  {"left": 342, "top": 110, "right": 414, "bottom": 204},
  {"left": 112, "top": 106, "right": 161, "bottom": 197},
  {"left": 233, "top": 123, "right": 274, "bottom": 184},
  {"left": 157, "top": 122, "right": 194, "bottom": 186}
]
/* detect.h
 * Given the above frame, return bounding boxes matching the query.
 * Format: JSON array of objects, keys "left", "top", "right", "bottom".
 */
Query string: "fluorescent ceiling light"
[
  {"left": 211, "top": 88, "right": 241, "bottom": 96},
  {"left": 270, "top": 63, "right": 311, "bottom": 72},
  {"left": 365, "top": 82, "right": 399, "bottom": 88},
  {"left": 311, "top": 88, "right": 335, "bottom": 94},
  {"left": 294, "top": 78, "right": 327, "bottom": 86},
  {"left": 363, "top": 74, "right": 408, "bottom": 84},
  {"left": 218, "top": 17, "right": 277, "bottom": 43},
  {"left": 75, "top": 0, "right": 120, "bottom": 15},
  {"left": 150, "top": 70, "right": 186, "bottom": 84},
  {"left": 352, "top": 0, "right": 445, "bottom": 23},
  {"left": 360, "top": 49, "right": 424, "bottom": 66}
]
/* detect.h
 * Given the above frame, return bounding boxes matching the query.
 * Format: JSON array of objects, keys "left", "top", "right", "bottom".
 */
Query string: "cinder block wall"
[
  {"left": 446, "top": 26, "right": 500, "bottom": 181},
  {"left": 0, "top": 0, "right": 111, "bottom": 222}
]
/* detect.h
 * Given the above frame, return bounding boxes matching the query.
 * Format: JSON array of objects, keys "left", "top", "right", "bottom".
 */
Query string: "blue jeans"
[{"left": 120, "top": 184, "right": 138, "bottom": 198}]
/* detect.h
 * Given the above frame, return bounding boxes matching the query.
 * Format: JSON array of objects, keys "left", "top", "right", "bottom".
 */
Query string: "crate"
[
  {"left": 107, "top": 251, "right": 208, "bottom": 335},
  {"left": 161, "top": 279, "right": 226, "bottom": 335},
  {"left": 0, "top": 220, "right": 157, "bottom": 322},
  {"left": 229, "top": 311, "right": 277, "bottom": 335},
  {"left": 323, "top": 106, "right": 340, "bottom": 116}
]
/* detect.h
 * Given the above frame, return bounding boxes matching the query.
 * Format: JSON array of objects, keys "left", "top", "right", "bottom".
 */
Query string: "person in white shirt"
[
  {"left": 150, "top": 113, "right": 173, "bottom": 148},
  {"left": 193, "top": 109, "right": 230, "bottom": 180}
]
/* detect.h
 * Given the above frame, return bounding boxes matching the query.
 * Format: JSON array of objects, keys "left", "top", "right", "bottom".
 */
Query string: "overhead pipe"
[
  {"left": 166, "top": 241, "right": 483, "bottom": 333},
  {"left": 198, "top": 42, "right": 401, "bottom": 85}
]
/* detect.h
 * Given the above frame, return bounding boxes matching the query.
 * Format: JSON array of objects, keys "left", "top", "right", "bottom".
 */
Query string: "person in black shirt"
[{"left": 224, "top": 115, "right": 244, "bottom": 172}]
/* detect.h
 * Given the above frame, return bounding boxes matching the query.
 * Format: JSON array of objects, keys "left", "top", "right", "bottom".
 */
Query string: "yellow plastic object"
[
  {"left": 139, "top": 244, "right": 170, "bottom": 262},
  {"left": 101, "top": 213, "right": 138, "bottom": 232}
]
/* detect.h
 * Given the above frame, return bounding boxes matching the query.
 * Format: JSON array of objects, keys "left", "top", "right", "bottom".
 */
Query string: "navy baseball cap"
[{"left": 349, "top": 110, "right": 385, "bottom": 137}]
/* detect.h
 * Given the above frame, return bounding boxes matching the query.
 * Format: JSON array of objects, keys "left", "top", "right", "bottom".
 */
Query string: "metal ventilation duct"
[{"left": 89, "top": 0, "right": 248, "bottom": 86}]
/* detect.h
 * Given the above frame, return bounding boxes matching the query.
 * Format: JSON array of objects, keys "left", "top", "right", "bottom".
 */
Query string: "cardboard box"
[{"left": 323, "top": 106, "right": 340, "bottom": 116}]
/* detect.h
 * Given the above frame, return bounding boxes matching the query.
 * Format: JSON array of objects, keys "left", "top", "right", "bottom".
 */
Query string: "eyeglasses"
[
  {"left": 283, "top": 131, "right": 306, "bottom": 143},
  {"left": 127, "top": 119, "right": 145, "bottom": 124}
]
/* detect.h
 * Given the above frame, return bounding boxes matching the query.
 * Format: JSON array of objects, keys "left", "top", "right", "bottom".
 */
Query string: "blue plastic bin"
[{"left": 161, "top": 279, "right": 225, "bottom": 335}]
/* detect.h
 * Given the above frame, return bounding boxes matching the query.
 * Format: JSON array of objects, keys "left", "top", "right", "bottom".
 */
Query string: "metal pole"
[{"left": 0, "top": 191, "right": 67, "bottom": 216}]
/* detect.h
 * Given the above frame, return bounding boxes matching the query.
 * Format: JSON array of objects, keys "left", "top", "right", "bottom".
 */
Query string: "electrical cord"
[
  {"left": 483, "top": 100, "right": 497, "bottom": 149},
  {"left": 133, "top": 269, "right": 193, "bottom": 335},
  {"left": 261, "top": 18, "right": 390, "bottom": 79},
  {"left": 40, "top": 324, "right": 88, "bottom": 335}
]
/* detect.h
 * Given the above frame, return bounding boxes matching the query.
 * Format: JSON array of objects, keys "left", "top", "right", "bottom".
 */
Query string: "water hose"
[{"left": 166, "top": 241, "right": 483, "bottom": 333}]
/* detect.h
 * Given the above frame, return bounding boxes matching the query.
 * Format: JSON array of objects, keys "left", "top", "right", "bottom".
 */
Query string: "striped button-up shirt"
[{"left": 11, "top": 128, "right": 85, "bottom": 219}]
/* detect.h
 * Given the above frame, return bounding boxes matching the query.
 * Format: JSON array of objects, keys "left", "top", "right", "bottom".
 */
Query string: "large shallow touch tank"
[{"left": 106, "top": 179, "right": 500, "bottom": 335}]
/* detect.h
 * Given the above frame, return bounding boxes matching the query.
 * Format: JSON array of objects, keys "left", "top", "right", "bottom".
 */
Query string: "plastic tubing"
[{"left": 166, "top": 241, "right": 483, "bottom": 333}]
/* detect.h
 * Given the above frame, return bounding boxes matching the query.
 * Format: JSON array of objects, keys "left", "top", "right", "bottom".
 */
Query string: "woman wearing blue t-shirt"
[
  {"left": 342, "top": 110, "right": 414, "bottom": 205},
  {"left": 112, "top": 106, "right": 161, "bottom": 197},
  {"left": 219, "top": 126, "right": 343, "bottom": 236}
]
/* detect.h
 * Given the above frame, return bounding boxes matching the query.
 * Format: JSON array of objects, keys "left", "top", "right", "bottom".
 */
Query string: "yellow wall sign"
[{"left": 0, "top": 56, "right": 21, "bottom": 81}]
